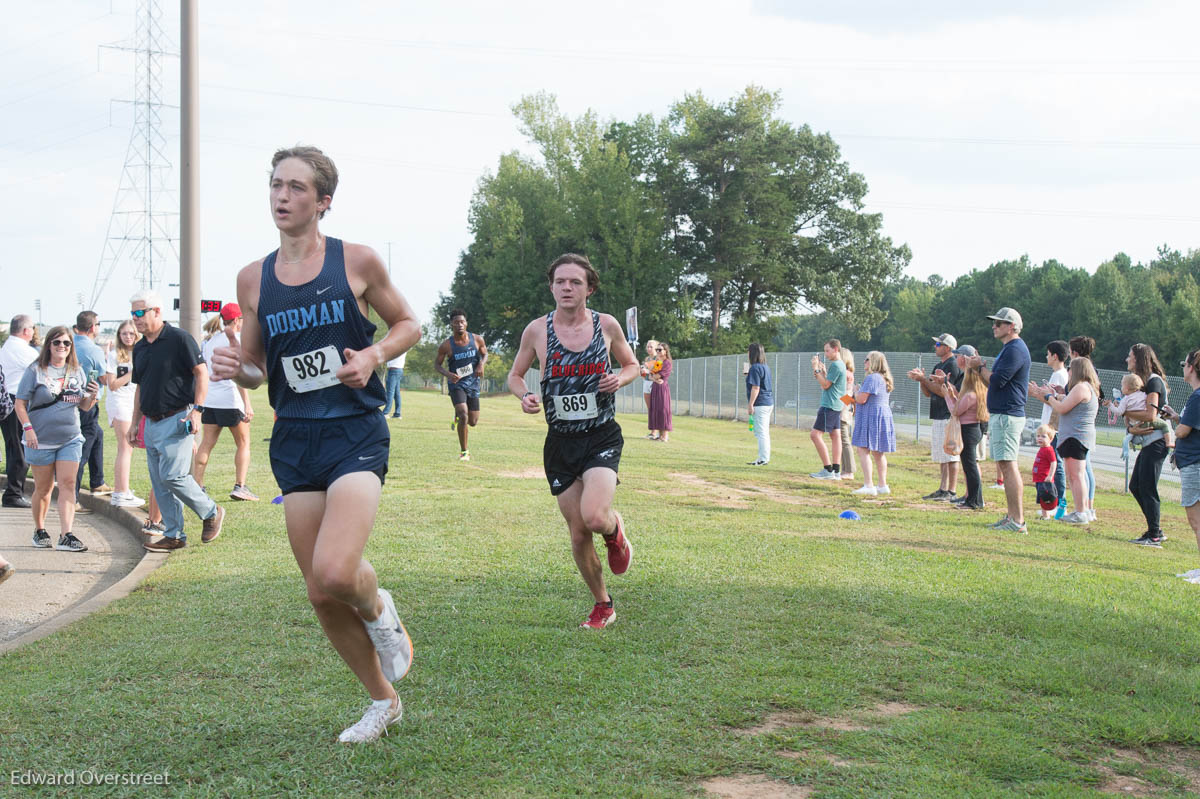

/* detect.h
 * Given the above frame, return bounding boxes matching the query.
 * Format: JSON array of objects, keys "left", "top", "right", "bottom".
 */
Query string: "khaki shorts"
[
  {"left": 989, "top": 413, "right": 1023, "bottom": 462},
  {"left": 930, "top": 418, "right": 960, "bottom": 464}
]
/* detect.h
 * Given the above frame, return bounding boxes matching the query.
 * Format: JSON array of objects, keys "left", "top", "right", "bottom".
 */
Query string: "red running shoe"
[
  {"left": 603, "top": 512, "right": 633, "bottom": 575},
  {"left": 580, "top": 601, "right": 615, "bottom": 629}
]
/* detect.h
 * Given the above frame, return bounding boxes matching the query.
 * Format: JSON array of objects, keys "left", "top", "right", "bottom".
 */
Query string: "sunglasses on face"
[
  {"left": 131, "top": 308, "right": 151, "bottom": 318},
  {"left": 51, "top": 340, "right": 72, "bottom": 348}
]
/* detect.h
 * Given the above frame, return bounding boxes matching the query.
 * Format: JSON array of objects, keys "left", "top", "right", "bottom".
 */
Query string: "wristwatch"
[{"left": 194, "top": 405, "right": 206, "bottom": 413}]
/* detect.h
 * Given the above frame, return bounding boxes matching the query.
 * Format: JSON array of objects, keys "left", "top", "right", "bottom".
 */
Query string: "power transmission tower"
[{"left": 89, "top": 0, "right": 180, "bottom": 309}]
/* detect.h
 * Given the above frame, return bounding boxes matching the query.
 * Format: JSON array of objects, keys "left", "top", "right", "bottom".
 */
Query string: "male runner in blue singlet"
[
  {"left": 210, "top": 146, "right": 420, "bottom": 743},
  {"left": 434, "top": 309, "right": 488, "bottom": 461},
  {"left": 507, "top": 254, "right": 639, "bottom": 629}
]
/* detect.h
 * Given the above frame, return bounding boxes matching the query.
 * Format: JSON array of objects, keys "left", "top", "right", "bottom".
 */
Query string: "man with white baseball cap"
[
  {"left": 968, "top": 307, "right": 1031, "bottom": 533},
  {"left": 908, "top": 333, "right": 962, "bottom": 501}
]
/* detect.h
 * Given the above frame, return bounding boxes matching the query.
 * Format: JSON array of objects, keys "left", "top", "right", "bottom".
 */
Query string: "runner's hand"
[
  {"left": 447, "top": 372, "right": 460, "bottom": 384},
  {"left": 521, "top": 392, "right": 541, "bottom": 414},
  {"left": 337, "top": 347, "right": 377, "bottom": 389},
  {"left": 596, "top": 372, "right": 620, "bottom": 393},
  {"left": 211, "top": 328, "right": 242, "bottom": 381}
]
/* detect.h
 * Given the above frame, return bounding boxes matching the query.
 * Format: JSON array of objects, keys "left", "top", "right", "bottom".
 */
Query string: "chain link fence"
[{"left": 576, "top": 351, "right": 1192, "bottom": 445}]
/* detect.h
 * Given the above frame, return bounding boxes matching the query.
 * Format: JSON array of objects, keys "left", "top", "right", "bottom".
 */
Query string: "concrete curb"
[{"left": 0, "top": 476, "right": 167, "bottom": 656}]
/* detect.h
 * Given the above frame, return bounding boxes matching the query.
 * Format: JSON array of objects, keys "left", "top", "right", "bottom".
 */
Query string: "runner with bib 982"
[
  {"left": 209, "top": 146, "right": 420, "bottom": 744},
  {"left": 507, "top": 254, "right": 639, "bottom": 629}
]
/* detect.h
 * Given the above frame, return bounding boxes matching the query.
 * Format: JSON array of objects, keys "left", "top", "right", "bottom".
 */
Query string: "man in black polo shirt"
[{"left": 128, "top": 290, "right": 225, "bottom": 551}]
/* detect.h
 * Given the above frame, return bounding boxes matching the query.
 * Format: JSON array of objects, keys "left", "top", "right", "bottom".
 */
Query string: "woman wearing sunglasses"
[{"left": 12, "top": 326, "right": 100, "bottom": 552}]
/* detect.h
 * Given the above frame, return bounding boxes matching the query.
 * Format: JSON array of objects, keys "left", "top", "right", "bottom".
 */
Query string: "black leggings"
[
  {"left": 960, "top": 423, "right": 983, "bottom": 507},
  {"left": 1129, "top": 438, "right": 1168, "bottom": 535}
]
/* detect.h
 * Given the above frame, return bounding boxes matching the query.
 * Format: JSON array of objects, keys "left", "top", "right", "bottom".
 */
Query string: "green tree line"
[
  {"left": 774, "top": 248, "right": 1200, "bottom": 371},
  {"left": 436, "top": 86, "right": 909, "bottom": 358}
]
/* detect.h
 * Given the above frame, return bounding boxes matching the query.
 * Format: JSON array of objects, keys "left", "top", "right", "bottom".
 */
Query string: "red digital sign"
[{"left": 201, "top": 299, "right": 221, "bottom": 313}]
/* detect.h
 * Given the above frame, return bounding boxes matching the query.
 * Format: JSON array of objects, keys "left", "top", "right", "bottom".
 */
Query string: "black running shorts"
[
  {"left": 269, "top": 412, "right": 389, "bottom": 494},
  {"left": 543, "top": 419, "right": 623, "bottom": 496},
  {"left": 448, "top": 387, "right": 480, "bottom": 411},
  {"left": 201, "top": 407, "right": 247, "bottom": 428}
]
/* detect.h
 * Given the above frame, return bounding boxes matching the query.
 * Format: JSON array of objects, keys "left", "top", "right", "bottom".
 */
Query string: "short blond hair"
[{"left": 1036, "top": 423, "right": 1055, "bottom": 439}]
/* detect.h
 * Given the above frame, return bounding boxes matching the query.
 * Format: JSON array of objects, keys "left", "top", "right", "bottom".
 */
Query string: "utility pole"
[{"left": 179, "top": 0, "right": 200, "bottom": 339}]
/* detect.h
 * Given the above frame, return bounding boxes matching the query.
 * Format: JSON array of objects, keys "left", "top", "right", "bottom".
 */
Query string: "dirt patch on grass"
[
  {"left": 663, "top": 472, "right": 835, "bottom": 510},
  {"left": 702, "top": 774, "right": 812, "bottom": 798},
  {"left": 737, "top": 702, "right": 920, "bottom": 735},
  {"left": 497, "top": 467, "right": 544, "bottom": 479},
  {"left": 1094, "top": 766, "right": 1156, "bottom": 797},
  {"left": 1097, "top": 745, "right": 1200, "bottom": 794}
]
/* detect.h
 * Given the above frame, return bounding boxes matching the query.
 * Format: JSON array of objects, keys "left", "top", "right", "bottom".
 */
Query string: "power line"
[
  {"left": 197, "top": 20, "right": 1200, "bottom": 75},
  {"left": 868, "top": 201, "right": 1200, "bottom": 224},
  {"left": 201, "top": 82, "right": 508, "bottom": 119},
  {"left": 835, "top": 133, "right": 1200, "bottom": 150}
]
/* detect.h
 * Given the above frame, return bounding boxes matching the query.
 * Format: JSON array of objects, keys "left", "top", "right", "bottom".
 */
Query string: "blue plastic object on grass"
[
  {"left": 838, "top": 509, "right": 861, "bottom": 521},
  {"left": 271, "top": 495, "right": 284, "bottom": 505}
]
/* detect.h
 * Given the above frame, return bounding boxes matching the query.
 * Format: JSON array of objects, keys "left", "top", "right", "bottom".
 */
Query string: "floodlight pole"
[{"left": 179, "top": 0, "right": 200, "bottom": 339}]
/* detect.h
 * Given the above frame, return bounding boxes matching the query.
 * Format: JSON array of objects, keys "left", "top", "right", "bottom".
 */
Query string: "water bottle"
[{"left": 748, "top": 414, "right": 755, "bottom": 432}]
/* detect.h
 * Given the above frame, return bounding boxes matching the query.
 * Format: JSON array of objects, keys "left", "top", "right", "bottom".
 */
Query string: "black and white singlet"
[{"left": 541, "top": 310, "right": 615, "bottom": 435}]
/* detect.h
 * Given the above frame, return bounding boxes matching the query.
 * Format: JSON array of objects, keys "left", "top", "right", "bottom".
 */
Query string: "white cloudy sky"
[{"left": 2, "top": 0, "right": 1197, "bottom": 332}]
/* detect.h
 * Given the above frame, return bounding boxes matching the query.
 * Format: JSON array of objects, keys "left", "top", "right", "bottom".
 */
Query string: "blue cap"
[{"left": 838, "top": 509, "right": 861, "bottom": 521}]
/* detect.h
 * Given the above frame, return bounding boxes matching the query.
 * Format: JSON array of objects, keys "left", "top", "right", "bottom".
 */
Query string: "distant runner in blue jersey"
[
  {"left": 210, "top": 146, "right": 420, "bottom": 744},
  {"left": 434, "top": 309, "right": 488, "bottom": 461},
  {"left": 507, "top": 254, "right": 639, "bottom": 630}
]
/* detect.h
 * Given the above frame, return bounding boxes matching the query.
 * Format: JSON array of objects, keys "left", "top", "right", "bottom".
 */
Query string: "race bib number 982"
[
  {"left": 552, "top": 392, "right": 598, "bottom": 421},
  {"left": 282, "top": 346, "right": 342, "bottom": 393}
]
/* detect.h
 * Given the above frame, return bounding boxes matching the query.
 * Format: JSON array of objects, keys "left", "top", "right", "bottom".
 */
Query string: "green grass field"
[{"left": 2, "top": 388, "right": 1199, "bottom": 798}]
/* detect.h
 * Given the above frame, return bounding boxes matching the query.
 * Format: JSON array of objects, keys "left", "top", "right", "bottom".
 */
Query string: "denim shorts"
[
  {"left": 25, "top": 435, "right": 84, "bottom": 466},
  {"left": 1180, "top": 462, "right": 1200, "bottom": 508}
]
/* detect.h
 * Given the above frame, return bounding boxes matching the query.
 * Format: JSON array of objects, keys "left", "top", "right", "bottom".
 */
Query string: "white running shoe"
[
  {"left": 364, "top": 588, "right": 413, "bottom": 683},
  {"left": 852, "top": 485, "right": 877, "bottom": 496},
  {"left": 338, "top": 697, "right": 403, "bottom": 743},
  {"left": 876, "top": 485, "right": 891, "bottom": 495},
  {"left": 1176, "top": 568, "right": 1200, "bottom": 579}
]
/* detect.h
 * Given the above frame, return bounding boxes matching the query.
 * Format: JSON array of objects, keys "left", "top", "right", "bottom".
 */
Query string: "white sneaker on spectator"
[
  {"left": 111, "top": 491, "right": 145, "bottom": 508},
  {"left": 852, "top": 485, "right": 877, "bottom": 496},
  {"left": 1061, "top": 511, "right": 1090, "bottom": 525},
  {"left": 1176, "top": 568, "right": 1200, "bottom": 579},
  {"left": 990, "top": 483, "right": 1005, "bottom": 490},
  {"left": 876, "top": 485, "right": 891, "bottom": 495},
  {"left": 338, "top": 697, "right": 402, "bottom": 743}
]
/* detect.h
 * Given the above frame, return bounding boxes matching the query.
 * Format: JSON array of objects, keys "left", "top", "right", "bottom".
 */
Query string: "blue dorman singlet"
[
  {"left": 257, "top": 237, "right": 385, "bottom": 419},
  {"left": 446, "top": 332, "right": 481, "bottom": 394}
]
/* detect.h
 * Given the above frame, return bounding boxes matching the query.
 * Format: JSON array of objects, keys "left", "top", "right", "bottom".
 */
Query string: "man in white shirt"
[
  {"left": 383, "top": 351, "right": 406, "bottom": 419},
  {"left": 0, "top": 315, "right": 38, "bottom": 507}
]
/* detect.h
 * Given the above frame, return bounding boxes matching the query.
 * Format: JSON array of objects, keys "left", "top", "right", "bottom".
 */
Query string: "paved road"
[{"left": 0, "top": 482, "right": 158, "bottom": 652}]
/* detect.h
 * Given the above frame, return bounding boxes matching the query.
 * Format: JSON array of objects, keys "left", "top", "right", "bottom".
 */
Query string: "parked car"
[{"left": 1019, "top": 416, "right": 1040, "bottom": 446}]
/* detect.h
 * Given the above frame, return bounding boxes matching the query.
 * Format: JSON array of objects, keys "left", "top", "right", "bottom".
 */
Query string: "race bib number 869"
[
  {"left": 552, "top": 392, "right": 598, "bottom": 421},
  {"left": 282, "top": 346, "right": 342, "bottom": 393}
]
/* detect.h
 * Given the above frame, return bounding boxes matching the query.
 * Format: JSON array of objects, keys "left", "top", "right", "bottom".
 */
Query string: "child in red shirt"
[{"left": 1032, "top": 424, "right": 1059, "bottom": 520}]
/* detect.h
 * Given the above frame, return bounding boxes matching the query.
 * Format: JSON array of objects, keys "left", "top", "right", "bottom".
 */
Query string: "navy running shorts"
[
  {"left": 269, "top": 412, "right": 389, "bottom": 495},
  {"left": 543, "top": 419, "right": 623, "bottom": 496},
  {"left": 813, "top": 405, "right": 842, "bottom": 432},
  {"left": 448, "top": 386, "right": 480, "bottom": 410}
]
